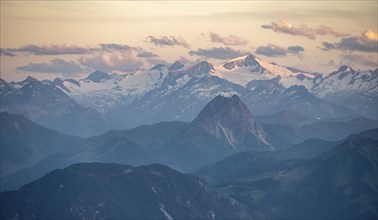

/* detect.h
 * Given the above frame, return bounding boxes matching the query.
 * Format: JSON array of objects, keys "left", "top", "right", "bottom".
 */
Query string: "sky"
[{"left": 0, "top": 0, "right": 377, "bottom": 82}]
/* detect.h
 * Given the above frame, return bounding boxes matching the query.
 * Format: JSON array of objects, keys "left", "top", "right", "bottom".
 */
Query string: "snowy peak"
[
  {"left": 168, "top": 60, "right": 215, "bottom": 79},
  {"left": 223, "top": 53, "right": 259, "bottom": 70}
]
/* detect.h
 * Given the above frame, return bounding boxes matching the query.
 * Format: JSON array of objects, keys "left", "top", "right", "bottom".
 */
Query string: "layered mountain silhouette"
[
  {"left": 1, "top": 95, "right": 273, "bottom": 190},
  {"left": 2, "top": 94, "right": 377, "bottom": 191},
  {"left": 2, "top": 129, "right": 376, "bottom": 219},
  {"left": 1, "top": 163, "right": 241, "bottom": 219},
  {"left": 0, "top": 112, "right": 81, "bottom": 178},
  {"left": 196, "top": 129, "right": 378, "bottom": 219}
]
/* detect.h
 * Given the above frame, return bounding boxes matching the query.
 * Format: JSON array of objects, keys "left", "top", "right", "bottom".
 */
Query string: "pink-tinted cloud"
[
  {"left": 209, "top": 32, "right": 249, "bottom": 46},
  {"left": 189, "top": 47, "right": 245, "bottom": 59},
  {"left": 255, "top": 44, "right": 287, "bottom": 57},
  {"left": 320, "top": 30, "right": 378, "bottom": 53},
  {"left": 79, "top": 51, "right": 145, "bottom": 72},
  {"left": 3, "top": 43, "right": 158, "bottom": 57},
  {"left": 16, "top": 59, "right": 87, "bottom": 76},
  {"left": 340, "top": 53, "right": 378, "bottom": 68},
  {"left": 262, "top": 20, "right": 316, "bottom": 39},
  {"left": 315, "top": 25, "right": 349, "bottom": 38},
  {"left": 0, "top": 48, "right": 16, "bottom": 56},
  {"left": 146, "top": 35, "right": 190, "bottom": 48},
  {"left": 261, "top": 20, "right": 349, "bottom": 40},
  {"left": 13, "top": 44, "right": 92, "bottom": 55}
]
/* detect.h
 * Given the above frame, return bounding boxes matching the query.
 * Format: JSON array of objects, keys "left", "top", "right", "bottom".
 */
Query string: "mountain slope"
[
  {"left": 1, "top": 163, "right": 241, "bottom": 219},
  {"left": 242, "top": 78, "right": 352, "bottom": 118},
  {"left": 1, "top": 95, "right": 275, "bottom": 190},
  {"left": 0, "top": 112, "right": 81, "bottom": 178},
  {"left": 194, "top": 138, "right": 336, "bottom": 186},
  {"left": 155, "top": 95, "right": 272, "bottom": 171},
  {"left": 106, "top": 64, "right": 246, "bottom": 128},
  {"left": 0, "top": 77, "right": 113, "bottom": 137},
  {"left": 205, "top": 129, "right": 378, "bottom": 219}
]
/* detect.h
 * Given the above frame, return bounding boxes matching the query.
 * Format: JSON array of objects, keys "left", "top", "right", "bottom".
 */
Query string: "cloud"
[
  {"left": 320, "top": 30, "right": 378, "bottom": 53},
  {"left": 79, "top": 51, "right": 145, "bottom": 72},
  {"left": 340, "top": 53, "right": 378, "bottom": 68},
  {"left": 209, "top": 32, "right": 249, "bottom": 46},
  {"left": 146, "top": 35, "right": 190, "bottom": 48},
  {"left": 287, "top": 45, "right": 305, "bottom": 54},
  {"left": 189, "top": 47, "right": 245, "bottom": 59},
  {"left": 99, "top": 43, "right": 136, "bottom": 52},
  {"left": 261, "top": 20, "right": 349, "bottom": 39},
  {"left": 262, "top": 20, "right": 316, "bottom": 39},
  {"left": 255, "top": 44, "right": 287, "bottom": 57},
  {"left": 315, "top": 25, "right": 349, "bottom": 38},
  {"left": 319, "top": 42, "right": 338, "bottom": 51},
  {"left": 13, "top": 44, "right": 92, "bottom": 55},
  {"left": 16, "top": 59, "right": 87, "bottom": 76},
  {"left": 145, "top": 57, "right": 170, "bottom": 66},
  {"left": 4, "top": 43, "right": 159, "bottom": 58},
  {"left": 0, "top": 48, "right": 16, "bottom": 56},
  {"left": 137, "top": 51, "right": 159, "bottom": 58}
]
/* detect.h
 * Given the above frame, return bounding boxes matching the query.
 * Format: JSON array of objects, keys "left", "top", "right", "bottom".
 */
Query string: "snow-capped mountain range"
[{"left": 1, "top": 52, "right": 377, "bottom": 132}]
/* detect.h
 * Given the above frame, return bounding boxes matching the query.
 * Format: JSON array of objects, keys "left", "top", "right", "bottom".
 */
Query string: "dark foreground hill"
[{"left": 1, "top": 163, "right": 241, "bottom": 219}]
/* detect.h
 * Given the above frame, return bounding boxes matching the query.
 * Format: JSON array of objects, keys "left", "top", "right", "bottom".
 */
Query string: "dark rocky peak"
[
  {"left": 52, "top": 78, "right": 70, "bottom": 92},
  {"left": 189, "top": 61, "right": 215, "bottom": 76},
  {"left": 328, "top": 65, "right": 356, "bottom": 79},
  {"left": 65, "top": 78, "right": 80, "bottom": 87},
  {"left": 286, "top": 85, "right": 310, "bottom": 94},
  {"left": 20, "top": 76, "right": 43, "bottom": 88},
  {"left": 85, "top": 71, "right": 110, "bottom": 82},
  {"left": 193, "top": 95, "right": 270, "bottom": 149},
  {"left": 150, "top": 64, "right": 166, "bottom": 70},
  {"left": 0, "top": 78, "right": 12, "bottom": 93},
  {"left": 168, "top": 60, "right": 185, "bottom": 71},
  {"left": 52, "top": 77, "right": 63, "bottom": 84},
  {"left": 338, "top": 65, "right": 354, "bottom": 72},
  {"left": 0, "top": 78, "right": 8, "bottom": 84},
  {"left": 24, "top": 76, "right": 39, "bottom": 83}
]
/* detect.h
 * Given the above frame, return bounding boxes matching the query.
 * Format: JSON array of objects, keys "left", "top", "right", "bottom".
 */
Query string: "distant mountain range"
[
  {"left": 1, "top": 53, "right": 376, "bottom": 136},
  {"left": 0, "top": 77, "right": 115, "bottom": 137}
]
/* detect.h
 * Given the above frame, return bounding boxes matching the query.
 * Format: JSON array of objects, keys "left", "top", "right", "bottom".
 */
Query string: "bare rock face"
[{"left": 193, "top": 95, "right": 271, "bottom": 150}]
